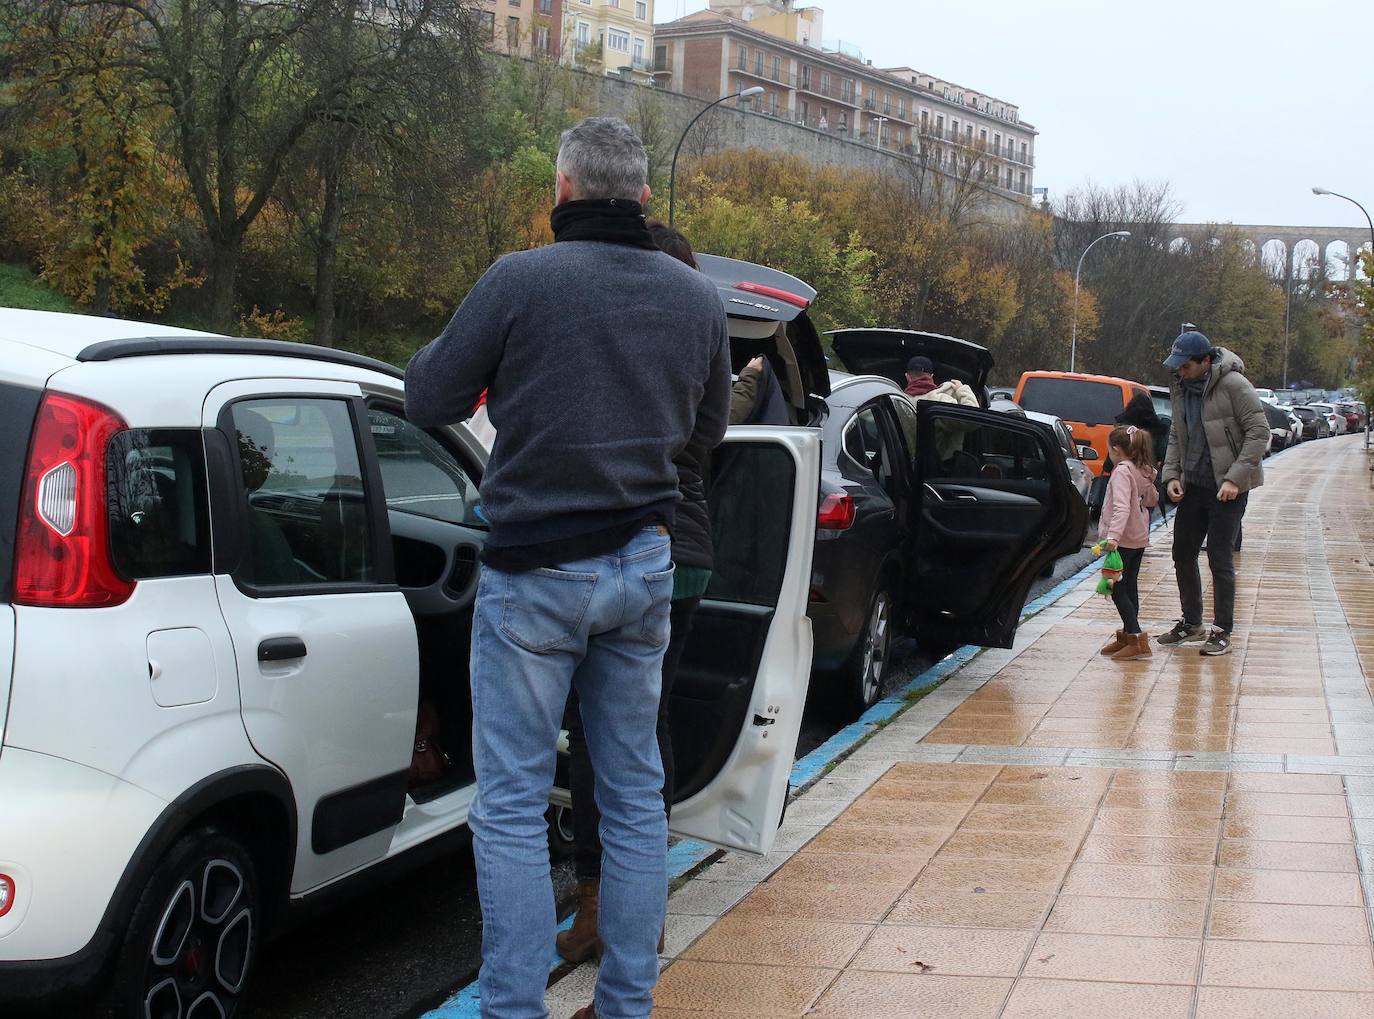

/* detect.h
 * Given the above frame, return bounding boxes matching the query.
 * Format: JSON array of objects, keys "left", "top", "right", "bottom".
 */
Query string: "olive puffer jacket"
[{"left": 1162, "top": 348, "right": 1268, "bottom": 493}]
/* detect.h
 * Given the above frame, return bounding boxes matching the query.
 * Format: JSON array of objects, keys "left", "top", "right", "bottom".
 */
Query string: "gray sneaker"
[
  {"left": 1157, "top": 619, "right": 1209, "bottom": 646},
  {"left": 1200, "top": 630, "right": 1233, "bottom": 656}
]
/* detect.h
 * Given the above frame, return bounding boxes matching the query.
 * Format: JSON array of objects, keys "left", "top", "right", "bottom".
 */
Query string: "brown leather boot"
[
  {"left": 1112, "top": 633, "right": 1153, "bottom": 662},
  {"left": 570, "top": 1007, "right": 597, "bottom": 1019},
  {"left": 555, "top": 879, "right": 601, "bottom": 963},
  {"left": 1100, "top": 629, "right": 1128, "bottom": 656}
]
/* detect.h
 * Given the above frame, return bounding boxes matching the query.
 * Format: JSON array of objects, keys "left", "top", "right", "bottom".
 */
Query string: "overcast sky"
[{"left": 667, "top": 0, "right": 1373, "bottom": 231}]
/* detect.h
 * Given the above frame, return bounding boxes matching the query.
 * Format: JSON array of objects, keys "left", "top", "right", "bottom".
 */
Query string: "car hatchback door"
[
  {"left": 204, "top": 380, "right": 418, "bottom": 892},
  {"left": 555, "top": 427, "right": 821, "bottom": 857},
  {"left": 907, "top": 402, "right": 1076, "bottom": 648}
]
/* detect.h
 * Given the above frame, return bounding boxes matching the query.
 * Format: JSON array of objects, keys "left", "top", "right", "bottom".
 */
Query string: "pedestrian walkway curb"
[{"left": 421, "top": 512, "right": 1136, "bottom": 1019}]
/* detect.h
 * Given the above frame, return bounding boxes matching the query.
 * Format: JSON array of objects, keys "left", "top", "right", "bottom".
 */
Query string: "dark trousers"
[
  {"left": 1172, "top": 483, "right": 1248, "bottom": 633},
  {"left": 1111, "top": 546, "right": 1145, "bottom": 634},
  {"left": 567, "top": 596, "right": 700, "bottom": 881}
]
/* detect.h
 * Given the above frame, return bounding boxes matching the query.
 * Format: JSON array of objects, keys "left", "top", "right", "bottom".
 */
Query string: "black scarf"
[{"left": 550, "top": 198, "right": 657, "bottom": 250}]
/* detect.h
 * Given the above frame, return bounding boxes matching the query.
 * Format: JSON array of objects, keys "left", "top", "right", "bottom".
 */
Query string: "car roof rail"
[{"left": 75, "top": 336, "right": 405, "bottom": 381}]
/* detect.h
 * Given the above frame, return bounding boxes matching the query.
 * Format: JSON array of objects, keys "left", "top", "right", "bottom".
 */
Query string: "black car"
[
  {"left": 1292, "top": 405, "right": 1331, "bottom": 440},
  {"left": 801, "top": 328, "right": 1085, "bottom": 710}
]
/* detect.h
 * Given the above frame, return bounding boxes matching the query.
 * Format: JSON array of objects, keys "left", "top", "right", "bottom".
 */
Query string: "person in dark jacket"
[{"left": 556, "top": 220, "right": 719, "bottom": 967}]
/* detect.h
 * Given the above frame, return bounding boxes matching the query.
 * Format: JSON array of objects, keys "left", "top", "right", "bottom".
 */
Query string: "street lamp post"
[
  {"left": 1312, "top": 187, "right": 1374, "bottom": 446},
  {"left": 871, "top": 115, "right": 888, "bottom": 149},
  {"left": 668, "top": 86, "right": 764, "bottom": 226},
  {"left": 1070, "top": 230, "right": 1130, "bottom": 373}
]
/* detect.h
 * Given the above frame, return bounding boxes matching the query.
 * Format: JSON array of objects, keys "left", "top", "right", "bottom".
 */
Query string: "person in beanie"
[
  {"left": 1156, "top": 330, "right": 1268, "bottom": 656},
  {"left": 405, "top": 116, "right": 730, "bottom": 1019},
  {"left": 904, "top": 355, "right": 937, "bottom": 396}
]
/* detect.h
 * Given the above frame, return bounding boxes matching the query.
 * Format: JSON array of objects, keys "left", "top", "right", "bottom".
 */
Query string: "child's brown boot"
[
  {"left": 1112, "top": 633, "right": 1153, "bottom": 661},
  {"left": 1100, "top": 629, "right": 1129, "bottom": 656}
]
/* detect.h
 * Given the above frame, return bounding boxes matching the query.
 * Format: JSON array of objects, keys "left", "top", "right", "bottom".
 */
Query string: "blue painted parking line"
[{"left": 423, "top": 528, "right": 1124, "bottom": 1018}]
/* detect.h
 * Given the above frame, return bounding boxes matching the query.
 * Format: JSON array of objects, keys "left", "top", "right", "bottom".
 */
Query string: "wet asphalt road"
[{"left": 240, "top": 539, "right": 1102, "bottom": 1019}]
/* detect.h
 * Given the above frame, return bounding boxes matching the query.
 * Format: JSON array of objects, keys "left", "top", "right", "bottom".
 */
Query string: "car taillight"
[
  {"left": 817, "top": 491, "right": 856, "bottom": 530},
  {"left": 14, "top": 392, "right": 133, "bottom": 608},
  {"left": 0, "top": 874, "right": 13, "bottom": 918}
]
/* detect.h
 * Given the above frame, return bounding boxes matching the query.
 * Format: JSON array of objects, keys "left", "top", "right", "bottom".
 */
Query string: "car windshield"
[{"left": 1018, "top": 377, "right": 1124, "bottom": 426}]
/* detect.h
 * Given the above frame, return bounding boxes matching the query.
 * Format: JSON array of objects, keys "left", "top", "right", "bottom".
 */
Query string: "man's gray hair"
[{"left": 556, "top": 117, "right": 649, "bottom": 202}]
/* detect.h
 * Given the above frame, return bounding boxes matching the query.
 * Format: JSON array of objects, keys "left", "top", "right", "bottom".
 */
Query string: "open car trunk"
[{"left": 830, "top": 328, "right": 995, "bottom": 405}]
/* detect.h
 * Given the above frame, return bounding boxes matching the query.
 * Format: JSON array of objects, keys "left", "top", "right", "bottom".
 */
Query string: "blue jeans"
[{"left": 470, "top": 528, "right": 674, "bottom": 1019}]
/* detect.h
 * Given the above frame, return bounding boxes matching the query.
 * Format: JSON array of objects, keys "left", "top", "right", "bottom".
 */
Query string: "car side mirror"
[{"left": 1077, "top": 445, "right": 1099, "bottom": 462}]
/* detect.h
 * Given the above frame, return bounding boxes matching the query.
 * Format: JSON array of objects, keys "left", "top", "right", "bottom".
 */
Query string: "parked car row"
[{"left": 0, "top": 255, "right": 1084, "bottom": 1015}]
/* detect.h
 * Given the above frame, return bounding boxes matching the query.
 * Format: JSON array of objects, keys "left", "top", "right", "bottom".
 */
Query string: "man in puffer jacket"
[{"left": 1157, "top": 331, "right": 1268, "bottom": 657}]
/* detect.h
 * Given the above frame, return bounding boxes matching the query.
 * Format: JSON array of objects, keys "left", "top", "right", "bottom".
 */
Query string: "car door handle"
[{"left": 259, "top": 636, "right": 308, "bottom": 662}]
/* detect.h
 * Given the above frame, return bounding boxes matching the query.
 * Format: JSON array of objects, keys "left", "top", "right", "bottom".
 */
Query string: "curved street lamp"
[
  {"left": 1070, "top": 230, "right": 1131, "bottom": 372},
  {"left": 668, "top": 86, "right": 765, "bottom": 226},
  {"left": 1312, "top": 187, "right": 1374, "bottom": 445}
]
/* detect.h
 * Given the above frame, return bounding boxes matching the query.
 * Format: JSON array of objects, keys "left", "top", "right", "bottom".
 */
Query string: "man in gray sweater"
[{"left": 405, "top": 117, "right": 730, "bottom": 1019}]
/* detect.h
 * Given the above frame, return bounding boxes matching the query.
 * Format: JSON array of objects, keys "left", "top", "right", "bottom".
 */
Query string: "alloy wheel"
[
  {"left": 143, "top": 859, "right": 252, "bottom": 1019},
  {"left": 859, "top": 591, "right": 891, "bottom": 708}
]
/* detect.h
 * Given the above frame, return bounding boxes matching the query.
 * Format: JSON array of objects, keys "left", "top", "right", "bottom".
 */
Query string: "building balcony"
[{"left": 734, "top": 60, "right": 796, "bottom": 86}]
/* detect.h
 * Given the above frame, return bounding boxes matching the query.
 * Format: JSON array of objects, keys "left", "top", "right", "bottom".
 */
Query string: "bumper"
[{"left": 0, "top": 746, "right": 167, "bottom": 1004}]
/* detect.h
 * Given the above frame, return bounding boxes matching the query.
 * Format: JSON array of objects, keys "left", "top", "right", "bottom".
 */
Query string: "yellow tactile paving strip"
[
  {"left": 617, "top": 438, "right": 1374, "bottom": 1019},
  {"left": 653, "top": 765, "right": 1373, "bottom": 1018}
]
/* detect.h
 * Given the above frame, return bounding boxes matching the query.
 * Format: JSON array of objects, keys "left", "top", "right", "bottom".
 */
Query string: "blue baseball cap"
[{"left": 1163, "top": 330, "right": 1213, "bottom": 370}]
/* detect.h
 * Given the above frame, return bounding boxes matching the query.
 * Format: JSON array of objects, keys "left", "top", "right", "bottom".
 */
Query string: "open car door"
[
  {"left": 664, "top": 426, "right": 820, "bottom": 855},
  {"left": 909, "top": 402, "right": 1076, "bottom": 649}
]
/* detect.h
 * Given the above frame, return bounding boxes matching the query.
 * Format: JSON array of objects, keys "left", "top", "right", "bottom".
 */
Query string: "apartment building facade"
[
  {"left": 653, "top": 8, "right": 1036, "bottom": 198},
  {"left": 476, "top": 0, "right": 655, "bottom": 79}
]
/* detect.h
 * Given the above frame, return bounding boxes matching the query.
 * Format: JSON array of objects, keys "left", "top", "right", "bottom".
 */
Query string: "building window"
[
  {"left": 755, "top": 51, "right": 763, "bottom": 75},
  {"left": 633, "top": 36, "right": 644, "bottom": 64},
  {"left": 980, "top": 128, "right": 987, "bottom": 143},
  {"left": 1006, "top": 168, "right": 1014, "bottom": 188},
  {"left": 821, "top": 71, "right": 830, "bottom": 95},
  {"left": 654, "top": 44, "right": 666, "bottom": 70},
  {"left": 772, "top": 55, "right": 780, "bottom": 80},
  {"left": 1020, "top": 142, "right": 1028, "bottom": 162},
  {"left": 800, "top": 99, "right": 809, "bottom": 122},
  {"left": 635, "top": 0, "right": 647, "bottom": 18},
  {"left": 537, "top": 0, "right": 552, "bottom": 10},
  {"left": 1018, "top": 171, "right": 1027, "bottom": 192},
  {"left": 738, "top": 44, "right": 747, "bottom": 69},
  {"left": 576, "top": 20, "right": 590, "bottom": 44},
  {"left": 477, "top": 10, "right": 495, "bottom": 36},
  {"left": 535, "top": 25, "right": 550, "bottom": 50},
  {"left": 898, "top": 97, "right": 907, "bottom": 118},
  {"left": 509, "top": 0, "right": 520, "bottom": 6},
  {"left": 607, "top": 27, "right": 630, "bottom": 52},
  {"left": 506, "top": 15, "right": 520, "bottom": 47}
]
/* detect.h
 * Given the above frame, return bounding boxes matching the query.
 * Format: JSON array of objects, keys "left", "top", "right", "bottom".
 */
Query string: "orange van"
[{"left": 1013, "top": 371, "right": 1151, "bottom": 479}]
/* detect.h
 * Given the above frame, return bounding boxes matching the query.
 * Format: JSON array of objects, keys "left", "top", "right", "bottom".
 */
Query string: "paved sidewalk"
[{"left": 541, "top": 435, "right": 1374, "bottom": 1019}]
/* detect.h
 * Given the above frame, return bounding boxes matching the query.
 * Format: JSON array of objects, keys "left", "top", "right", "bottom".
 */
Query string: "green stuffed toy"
[{"left": 1091, "top": 541, "right": 1124, "bottom": 596}]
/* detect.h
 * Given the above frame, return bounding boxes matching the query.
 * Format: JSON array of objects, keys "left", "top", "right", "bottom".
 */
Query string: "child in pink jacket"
[{"left": 1099, "top": 425, "right": 1159, "bottom": 661}]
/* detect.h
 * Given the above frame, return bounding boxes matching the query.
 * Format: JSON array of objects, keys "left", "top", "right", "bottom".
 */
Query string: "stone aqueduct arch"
[{"left": 1171, "top": 223, "right": 1372, "bottom": 282}]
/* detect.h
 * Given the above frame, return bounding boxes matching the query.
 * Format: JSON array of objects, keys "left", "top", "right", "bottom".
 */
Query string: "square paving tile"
[
  {"left": 1225, "top": 790, "right": 1350, "bottom": 817},
  {"left": 731, "top": 880, "right": 904, "bottom": 924},
  {"left": 885, "top": 889, "right": 1055, "bottom": 929},
  {"left": 1042, "top": 894, "right": 1208, "bottom": 937},
  {"left": 808, "top": 971, "right": 1012, "bottom": 1019},
  {"left": 1222, "top": 813, "right": 1354, "bottom": 842},
  {"left": 847, "top": 925, "right": 1034, "bottom": 977},
  {"left": 1077, "top": 834, "right": 1217, "bottom": 866},
  {"left": 652, "top": 959, "right": 837, "bottom": 1015},
  {"left": 1212, "top": 867, "right": 1366, "bottom": 906},
  {"left": 1207, "top": 901, "right": 1371, "bottom": 944},
  {"left": 1218, "top": 838, "right": 1360, "bottom": 872},
  {"left": 913, "top": 857, "right": 1068, "bottom": 895},
  {"left": 767, "top": 851, "right": 924, "bottom": 888},
  {"left": 1201, "top": 940, "right": 1374, "bottom": 991},
  {"left": 1001, "top": 978, "right": 1193, "bottom": 1019},
  {"left": 1194, "top": 988, "right": 1374, "bottom": 1019},
  {"left": 1060, "top": 861, "right": 1214, "bottom": 900},
  {"left": 1022, "top": 932, "right": 1201, "bottom": 984},
  {"left": 679, "top": 915, "right": 871, "bottom": 969}
]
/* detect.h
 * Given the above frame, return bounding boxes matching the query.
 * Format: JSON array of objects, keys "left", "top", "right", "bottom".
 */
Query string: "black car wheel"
[
  {"left": 844, "top": 586, "right": 893, "bottom": 713},
  {"left": 106, "top": 828, "right": 261, "bottom": 1019}
]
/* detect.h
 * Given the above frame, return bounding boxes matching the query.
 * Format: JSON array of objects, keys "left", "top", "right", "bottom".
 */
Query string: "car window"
[
  {"left": 108, "top": 429, "right": 210, "bottom": 579},
  {"left": 706, "top": 443, "right": 795, "bottom": 607},
  {"left": 1054, "top": 422, "right": 1076, "bottom": 458},
  {"left": 368, "top": 408, "right": 485, "bottom": 528},
  {"left": 231, "top": 398, "right": 373, "bottom": 588},
  {"left": 925, "top": 414, "right": 1050, "bottom": 483},
  {"left": 1019, "top": 378, "right": 1125, "bottom": 426},
  {"left": 888, "top": 396, "right": 920, "bottom": 462},
  {"left": 842, "top": 406, "right": 892, "bottom": 481}
]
